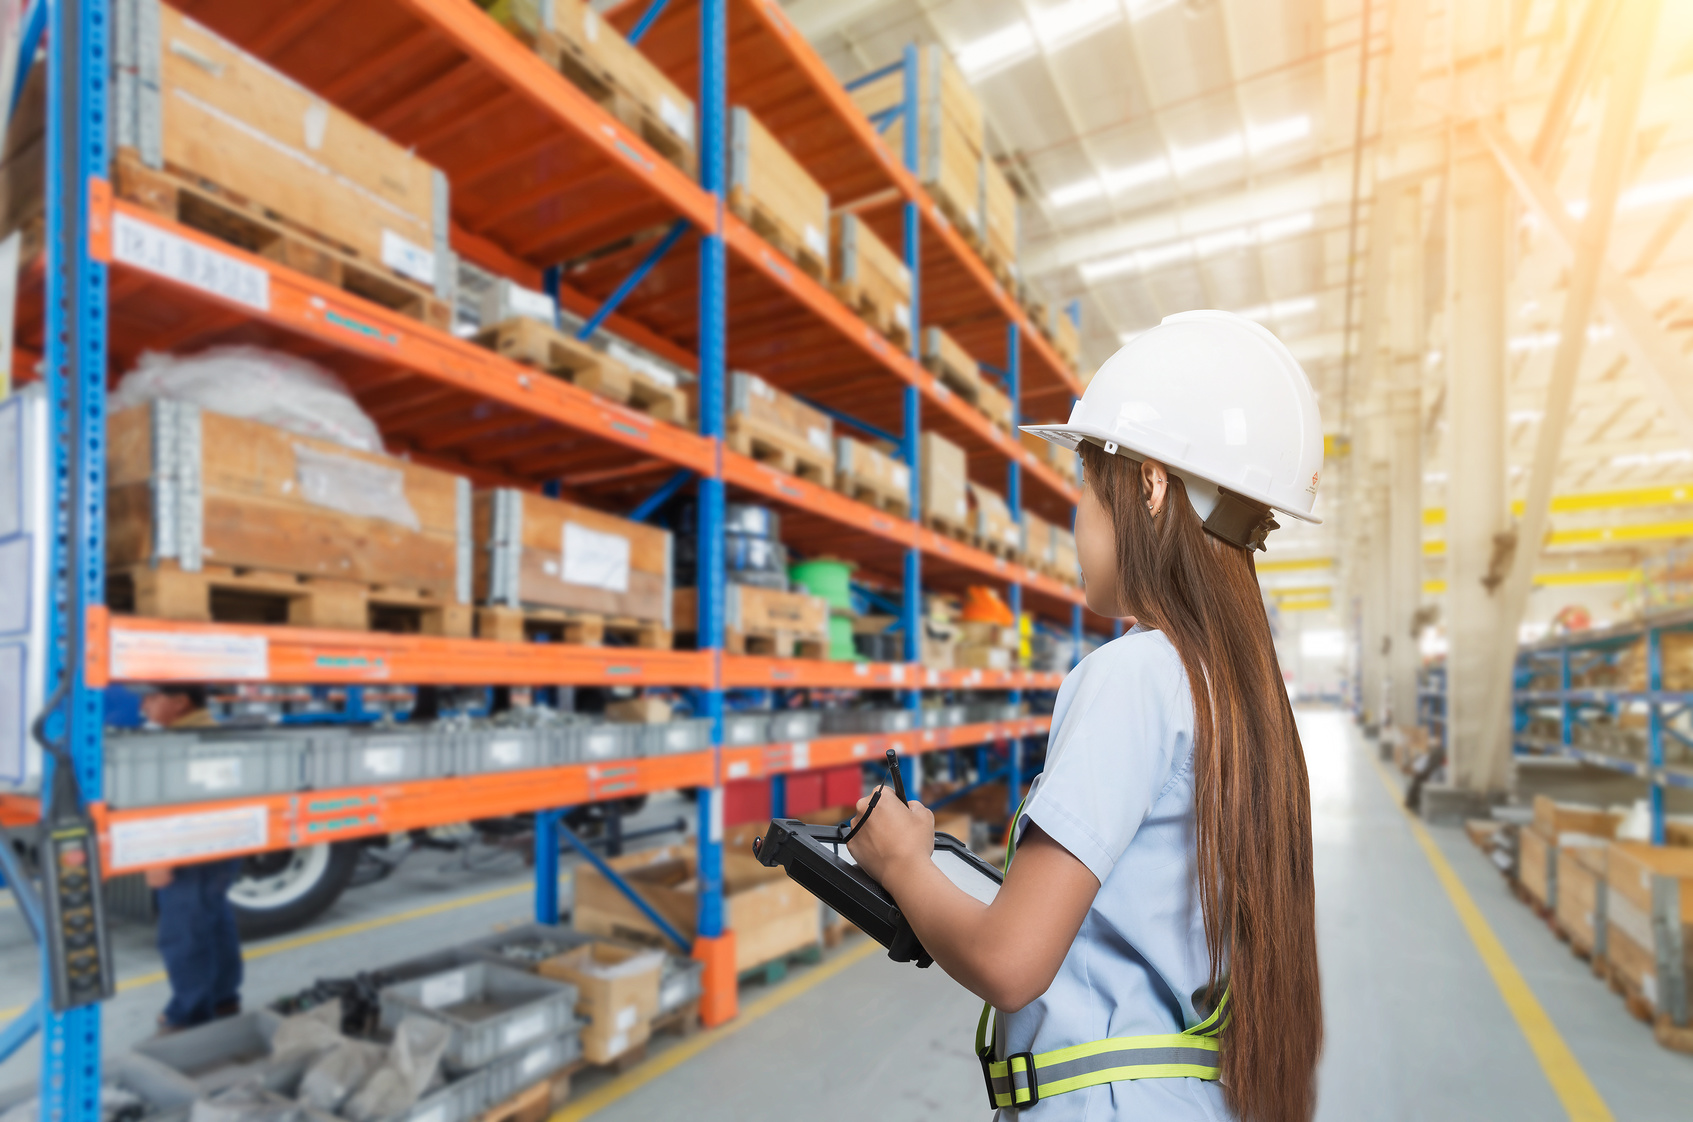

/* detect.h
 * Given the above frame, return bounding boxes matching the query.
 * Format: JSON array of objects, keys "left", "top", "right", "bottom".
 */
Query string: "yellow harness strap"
[{"left": 975, "top": 798, "right": 1227, "bottom": 1110}]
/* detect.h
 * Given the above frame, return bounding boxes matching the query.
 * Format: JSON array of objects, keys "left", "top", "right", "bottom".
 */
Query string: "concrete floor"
[{"left": 4, "top": 707, "right": 1692, "bottom": 1118}]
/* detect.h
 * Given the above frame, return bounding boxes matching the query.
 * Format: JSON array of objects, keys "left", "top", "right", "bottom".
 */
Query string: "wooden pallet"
[
  {"left": 738, "top": 941, "right": 823, "bottom": 986},
  {"left": 113, "top": 151, "right": 450, "bottom": 330},
  {"left": 476, "top": 604, "right": 672, "bottom": 648},
  {"left": 832, "top": 280, "right": 910, "bottom": 351},
  {"left": 725, "top": 415, "right": 833, "bottom": 487},
  {"left": 109, "top": 562, "right": 472, "bottom": 637},
  {"left": 926, "top": 515, "right": 973, "bottom": 546},
  {"left": 474, "top": 318, "right": 689, "bottom": 426},
  {"left": 476, "top": 1078, "right": 553, "bottom": 1122},
  {"left": 972, "top": 531, "right": 1018, "bottom": 560},
  {"left": 722, "top": 627, "right": 829, "bottom": 660},
  {"left": 835, "top": 470, "right": 911, "bottom": 518},
  {"left": 728, "top": 189, "right": 827, "bottom": 282},
  {"left": 650, "top": 998, "right": 701, "bottom": 1040},
  {"left": 821, "top": 918, "right": 861, "bottom": 949}
]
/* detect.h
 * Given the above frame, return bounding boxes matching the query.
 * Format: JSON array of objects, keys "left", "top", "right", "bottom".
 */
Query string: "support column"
[
  {"left": 1359, "top": 460, "right": 1391, "bottom": 733},
  {"left": 1444, "top": 136, "right": 1509, "bottom": 794},
  {"left": 1387, "top": 185, "right": 1425, "bottom": 733}
]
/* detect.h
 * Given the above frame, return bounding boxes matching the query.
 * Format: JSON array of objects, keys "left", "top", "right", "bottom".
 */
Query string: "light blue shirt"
[{"left": 996, "top": 627, "right": 1231, "bottom": 1121}]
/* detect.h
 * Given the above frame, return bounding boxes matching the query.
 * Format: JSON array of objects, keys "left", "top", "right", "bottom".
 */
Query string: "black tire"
[{"left": 229, "top": 842, "right": 361, "bottom": 939}]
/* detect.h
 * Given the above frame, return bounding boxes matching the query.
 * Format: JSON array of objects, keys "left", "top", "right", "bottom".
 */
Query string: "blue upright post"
[
  {"left": 900, "top": 43, "right": 923, "bottom": 724},
  {"left": 1559, "top": 643, "right": 1572, "bottom": 751},
  {"left": 534, "top": 810, "right": 560, "bottom": 923},
  {"left": 1647, "top": 627, "right": 1665, "bottom": 845},
  {"left": 695, "top": 0, "right": 733, "bottom": 1026},
  {"left": 769, "top": 774, "right": 787, "bottom": 819},
  {"left": 1071, "top": 603, "right": 1083, "bottom": 667},
  {"left": 42, "top": 0, "right": 108, "bottom": 1116},
  {"left": 1006, "top": 322, "right": 1024, "bottom": 821}
]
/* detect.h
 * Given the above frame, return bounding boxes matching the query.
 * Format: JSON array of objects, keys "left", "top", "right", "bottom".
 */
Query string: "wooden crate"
[
  {"left": 114, "top": 4, "right": 450, "bottom": 309},
  {"left": 831, "top": 213, "right": 911, "bottom": 347},
  {"left": 531, "top": 0, "right": 696, "bottom": 176},
  {"left": 107, "top": 402, "right": 471, "bottom": 634},
  {"left": 1618, "top": 632, "right": 1693, "bottom": 691},
  {"left": 1556, "top": 842, "right": 1609, "bottom": 959},
  {"left": 472, "top": 488, "right": 672, "bottom": 643},
  {"left": 1050, "top": 307, "right": 1081, "bottom": 370},
  {"left": 920, "top": 431, "right": 969, "bottom": 535},
  {"left": 968, "top": 482, "right": 1019, "bottom": 558},
  {"left": 730, "top": 108, "right": 829, "bottom": 279},
  {"left": 922, "top": 326, "right": 982, "bottom": 403},
  {"left": 1518, "top": 825, "right": 1555, "bottom": 911},
  {"left": 1020, "top": 511, "right": 1055, "bottom": 573},
  {"left": 980, "top": 154, "right": 1018, "bottom": 285},
  {"left": 835, "top": 436, "right": 911, "bottom": 516},
  {"left": 1602, "top": 842, "right": 1693, "bottom": 1042},
  {"left": 475, "top": 317, "right": 688, "bottom": 426},
  {"left": 728, "top": 372, "right": 834, "bottom": 486},
  {"left": 1532, "top": 795, "right": 1624, "bottom": 842},
  {"left": 975, "top": 377, "right": 1014, "bottom": 434},
  {"left": 673, "top": 584, "right": 830, "bottom": 658},
  {"left": 573, "top": 843, "right": 821, "bottom": 975},
  {"left": 850, "top": 46, "right": 983, "bottom": 236},
  {"left": 1052, "top": 526, "right": 1079, "bottom": 585}
]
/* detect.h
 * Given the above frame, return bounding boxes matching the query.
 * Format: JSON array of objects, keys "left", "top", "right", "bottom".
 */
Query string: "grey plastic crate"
[
  {"left": 820, "top": 708, "right": 913, "bottom": 734},
  {"left": 132, "top": 1010, "right": 309, "bottom": 1095},
  {"left": 657, "top": 955, "right": 705, "bottom": 1015},
  {"left": 577, "top": 723, "right": 638, "bottom": 763},
  {"left": 383, "top": 1062, "right": 491, "bottom": 1122},
  {"left": 721, "top": 712, "right": 770, "bottom": 746},
  {"left": 767, "top": 710, "right": 820, "bottom": 742},
  {"left": 105, "top": 732, "right": 307, "bottom": 808},
  {"left": 479, "top": 1031, "right": 581, "bottom": 1104},
  {"left": 459, "top": 923, "right": 595, "bottom": 970},
  {"left": 380, "top": 962, "right": 578, "bottom": 1073},
  {"left": 308, "top": 729, "right": 441, "bottom": 787},
  {"left": 459, "top": 728, "right": 545, "bottom": 774},
  {"left": 639, "top": 718, "right": 712, "bottom": 756}
]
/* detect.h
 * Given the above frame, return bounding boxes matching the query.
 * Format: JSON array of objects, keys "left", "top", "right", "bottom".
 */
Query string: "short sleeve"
[{"left": 1018, "top": 632, "right": 1192, "bottom": 885}]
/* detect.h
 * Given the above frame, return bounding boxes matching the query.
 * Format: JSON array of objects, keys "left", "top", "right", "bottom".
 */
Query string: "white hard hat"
[{"left": 1022, "top": 310, "right": 1324, "bottom": 548}]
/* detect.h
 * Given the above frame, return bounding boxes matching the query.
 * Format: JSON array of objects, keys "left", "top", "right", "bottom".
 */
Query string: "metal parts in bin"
[{"left": 378, "top": 961, "right": 578, "bottom": 1075}]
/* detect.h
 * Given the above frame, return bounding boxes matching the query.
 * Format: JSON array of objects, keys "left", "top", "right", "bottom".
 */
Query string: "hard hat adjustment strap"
[{"left": 1203, "top": 489, "right": 1279, "bottom": 552}]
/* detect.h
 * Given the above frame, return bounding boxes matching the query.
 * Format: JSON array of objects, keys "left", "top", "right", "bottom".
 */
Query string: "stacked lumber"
[
  {"left": 482, "top": 0, "right": 696, "bottom": 174},
  {"left": 831, "top": 213, "right": 911, "bottom": 347},
  {"left": 108, "top": 2, "right": 453, "bottom": 327},
  {"left": 729, "top": 372, "right": 834, "bottom": 485},
  {"left": 731, "top": 108, "right": 830, "bottom": 279},
  {"left": 835, "top": 435, "right": 912, "bottom": 516},
  {"left": 106, "top": 403, "right": 473, "bottom": 636},
  {"left": 472, "top": 489, "right": 673, "bottom": 647}
]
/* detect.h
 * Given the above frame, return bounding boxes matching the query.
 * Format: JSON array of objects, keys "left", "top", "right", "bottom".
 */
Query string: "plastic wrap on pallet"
[
  {"left": 721, "top": 712, "right": 771, "bottom": 747},
  {"left": 638, "top": 718, "right": 712, "bottom": 756},
  {"left": 377, "top": 962, "right": 577, "bottom": 1075}
]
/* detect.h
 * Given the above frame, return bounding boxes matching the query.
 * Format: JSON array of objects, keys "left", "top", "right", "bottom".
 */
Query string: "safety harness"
[{"left": 975, "top": 801, "right": 1229, "bottom": 1110}]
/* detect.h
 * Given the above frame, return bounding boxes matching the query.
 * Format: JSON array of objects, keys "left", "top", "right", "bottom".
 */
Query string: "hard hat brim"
[{"left": 1018, "top": 423, "right": 1324, "bottom": 526}]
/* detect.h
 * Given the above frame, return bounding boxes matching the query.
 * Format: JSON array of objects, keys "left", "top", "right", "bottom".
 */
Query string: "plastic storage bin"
[
  {"left": 459, "top": 728, "right": 544, "bottom": 774},
  {"left": 577, "top": 723, "right": 638, "bottom": 763},
  {"left": 379, "top": 962, "right": 578, "bottom": 1074},
  {"left": 657, "top": 955, "right": 705, "bottom": 1015},
  {"left": 477, "top": 1030, "right": 582, "bottom": 1104},
  {"left": 721, "top": 712, "right": 770, "bottom": 746},
  {"left": 767, "top": 710, "right": 820, "bottom": 741},
  {"left": 640, "top": 719, "right": 712, "bottom": 756},
  {"left": 105, "top": 732, "right": 307, "bottom": 808},
  {"left": 820, "top": 708, "right": 914, "bottom": 734},
  {"left": 132, "top": 1010, "right": 305, "bottom": 1095},
  {"left": 308, "top": 729, "right": 441, "bottom": 788}
]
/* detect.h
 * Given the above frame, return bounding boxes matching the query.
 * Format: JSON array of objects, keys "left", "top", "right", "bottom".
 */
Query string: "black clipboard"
[{"left": 752, "top": 818, "right": 1004, "bottom": 967}]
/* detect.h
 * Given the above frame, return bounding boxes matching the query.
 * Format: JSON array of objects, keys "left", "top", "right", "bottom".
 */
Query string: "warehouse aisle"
[{"left": 581, "top": 708, "right": 1693, "bottom": 1122}]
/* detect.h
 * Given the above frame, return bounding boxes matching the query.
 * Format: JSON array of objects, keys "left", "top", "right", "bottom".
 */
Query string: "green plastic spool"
[
  {"left": 827, "top": 615, "right": 857, "bottom": 661},
  {"left": 789, "top": 559, "right": 854, "bottom": 610}
]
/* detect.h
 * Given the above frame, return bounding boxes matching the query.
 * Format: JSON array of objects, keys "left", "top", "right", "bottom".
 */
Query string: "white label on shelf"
[
  {"left": 726, "top": 760, "right": 751, "bottom": 779},
  {"left": 562, "top": 522, "right": 630, "bottom": 593},
  {"left": 488, "top": 737, "right": 525, "bottom": 766},
  {"left": 109, "top": 805, "right": 268, "bottom": 872},
  {"left": 381, "top": 228, "right": 437, "bottom": 285},
  {"left": 890, "top": 665, "right": 905, "bottom": 683},
  {"left": 803, "top": 224, "right": 826, "bottom": 258},
  {"left": 852, "top": 742, "right": 868, "bottom": 758},
  {"left": 420, "top": 971, "right": 467, "bottom": 1010},
  {"left": 502, "top": 1011, "right": 548, "bottom": 1049},
  {"left": 111, "top": 629, "right": 272, "bottom": 682},
  {"left": 659, "top": 980, "right": 686, "bottom": 1011},
  {"left": 187, "top": 757, "right": 242, "bottom": 792},
  {"left": 666, "top": 726, "right": 690, "bottom": 750},
  {"left": 113, "top": 212, "right": 269, "bottom": 311},
  {"left": 362, "top": 745, "right": 405, "bottom": 777},
  {"left": 892, "top": 465, "right": 909, "bottom": 490},
  {"left": 791, "top": 741, "right": 810, "bottom": 770},
  {"left": 615, "top": 1004, "right": 640, "bottom": 1032},
  {"left": 657, "top": 96, "right": 693, "bottom": 143},
  {"left": 807, "top": 426, "right": 830, "bottom": 453},
  {"left": 520, "top": 1044, "right": 551, "bottom": 1078}
]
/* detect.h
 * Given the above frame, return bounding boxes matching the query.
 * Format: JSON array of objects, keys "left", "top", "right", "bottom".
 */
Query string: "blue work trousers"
[{"left": 156, "top": 858, "right": 244, "bottom": 1028}]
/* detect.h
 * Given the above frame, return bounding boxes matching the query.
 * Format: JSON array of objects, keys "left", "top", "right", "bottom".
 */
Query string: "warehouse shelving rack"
[
  {"left": 5, "top": 0, "right": 1103, "bottom": 1108},
  {"left": 1512, "top": 611, "right": 1693, "bottom": 846}
]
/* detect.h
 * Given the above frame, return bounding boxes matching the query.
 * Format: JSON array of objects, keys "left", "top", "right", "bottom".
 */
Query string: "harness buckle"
[
  {"left": 977, "top": 1048, "right": 996, "bottom": 1109},
  {"left": 1010, "top": 1052, "right": 1041, "bottom": 1106}
]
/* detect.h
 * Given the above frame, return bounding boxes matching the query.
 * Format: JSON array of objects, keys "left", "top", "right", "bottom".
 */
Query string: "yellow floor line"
[
  {"left": 551, "top": 936, "right": 883, "bottom": 1122},
  {"left": 1370, "top": 757, "right": 1613, "bottom": 1122},
  {"left": 0, "top": 876, "right": 562, "bottom": 1021}
]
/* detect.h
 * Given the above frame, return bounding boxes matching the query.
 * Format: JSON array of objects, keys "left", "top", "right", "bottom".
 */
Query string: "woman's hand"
[{"left": 844, "top": 786, "right": 935, "bottom": 888}]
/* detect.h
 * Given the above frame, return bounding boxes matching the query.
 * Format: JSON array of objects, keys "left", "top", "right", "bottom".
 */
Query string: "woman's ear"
[{"left": 1141, "top": 458, "right": 1168, "bottom": 517}]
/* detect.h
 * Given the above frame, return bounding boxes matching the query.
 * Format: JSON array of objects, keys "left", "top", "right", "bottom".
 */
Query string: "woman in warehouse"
[{"left": 846, "top": 310, "right": 1324, "bottom": 1122}]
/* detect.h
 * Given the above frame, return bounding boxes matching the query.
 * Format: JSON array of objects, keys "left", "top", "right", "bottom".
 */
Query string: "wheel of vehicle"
[{"left": 228, "top": 842, "right": 360, "bottom": 938}]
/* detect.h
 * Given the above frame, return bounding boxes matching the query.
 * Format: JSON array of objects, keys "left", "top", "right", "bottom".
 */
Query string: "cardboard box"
[
  {"left": 673, "top": 584, "right": 829, "bottom": 638},
  {"left": 473, "top": 489, "right": 672, "bottom": 624},
  {"left": 956, "top": 645, "right": 1012, "bottom": 671},
  {"left": 920, "top": 634, "right": 955, "bottom": 670},
  {"left": 574, "top": 844, "right": 820, "bottom": 974},
  {"left": 605, "top": 697, "right": 676, "bottom": 724},
  {"left": 849, "top": 46, "right": 982, "bottom": 233},
  {"left": 106, "top": 402, "right": 471, "bottom": 628},
  {"left": 832, "top": 213, "right": 911, "bottom": 339},
  {"left": 922, "top": 326, "right": 981, "bottom": 402},
  {"left": 538, "top": 942, "right": 664, "bottom": 1064},
  {"left": 1052, "top": 527, "right": 1079, "bottom": 585},
  {"left": 958, "top": 622, "right": 1017, "bottom": 649},
  {"left": 835, "top": 436, "right": 911, "bottom": 512},
  {"left": 975, "top": 378, "right": 1014, "bottom": 433},
  {"left": 730, "top": 109, "right": 829, "bottom": 275},
  {"left": 1619, "top": 633, "right": 1693, "bottom": 691},
  {"left": 1049, "top": 306, "right": 1080, "bottom": 369},
  {"left": 1021, "top": 511, "right": 1055, "bottom": 570},
  {"left": 1601, "top": 842, "right": 1693, "bottom": 1020},
  {"left": 968, "top": 483, "right": 1020, "bottom": 553},
  {"left": 921, "top": 431, "right": 968, "bottom": 529},
  {"left": 729, "top": 371, "right": 835, "bottom": 481}
]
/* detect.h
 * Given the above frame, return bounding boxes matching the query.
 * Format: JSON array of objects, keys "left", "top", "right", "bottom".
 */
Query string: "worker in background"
[
  {"left": 140, "top": 686, "right": 245, "bottom": 1033},
  {"left": 846, "top": 311, "right": 1324, "bottom": 1122}
]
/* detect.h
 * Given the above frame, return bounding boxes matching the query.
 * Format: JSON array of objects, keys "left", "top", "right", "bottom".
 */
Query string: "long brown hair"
[{"left": 1080, "top": 440, "right": 1321, "bottom": 1122}]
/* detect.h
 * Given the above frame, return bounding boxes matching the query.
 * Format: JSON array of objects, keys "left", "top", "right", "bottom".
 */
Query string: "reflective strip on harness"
[{"left": 985, "top": 1035, "right": 1222, "bottom": 1107}]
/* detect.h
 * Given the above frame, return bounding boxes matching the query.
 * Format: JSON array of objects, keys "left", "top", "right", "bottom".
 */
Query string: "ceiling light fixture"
[
  {"left": 1045, "top": 116, "right": 1305, "bottom": 210},
  {"left": 956, "top": 22, "right": 1036, "bottom": 76},
  {"left": 1078, "top": 210, "right": 1315, "bottom": 281}
]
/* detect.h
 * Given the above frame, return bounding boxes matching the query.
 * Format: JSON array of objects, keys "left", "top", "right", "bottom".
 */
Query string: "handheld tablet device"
[{"left": 752, "top": 818, "right": 1004, "bottom": 967}]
